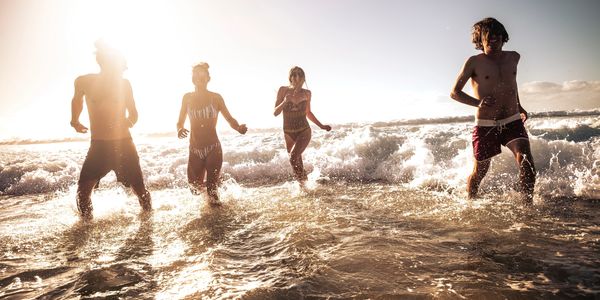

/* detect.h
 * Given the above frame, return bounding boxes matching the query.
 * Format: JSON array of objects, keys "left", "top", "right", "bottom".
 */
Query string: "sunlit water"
[{"left": 1, "top": 112, "right": 599, "bottom": 299}]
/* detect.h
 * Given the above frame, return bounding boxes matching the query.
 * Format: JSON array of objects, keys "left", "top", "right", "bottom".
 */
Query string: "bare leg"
[
  {"left": 467, "top": 159, "right": 491, "bottom": 199},
  {"left": 205, "top": 147, "right": 223, "bottom": 204},
  {"left": 77, "top": 179, "right": 97, "bottom": 220},
  {"left": 285, "top": 129, "right": 312, "bottom": 183},
  {"left": 131, "top": 183, "right": 152, "bottom": 211},
  {"left": 188, "top": 155, "right": 207, "bottom": 195},
  {"left": 506, "top": 139, "right": 536, "bottom": 204}
]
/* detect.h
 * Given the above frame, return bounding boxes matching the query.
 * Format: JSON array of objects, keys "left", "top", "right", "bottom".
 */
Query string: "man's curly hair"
[{"left": 472, "top": 18, "right": 509, "bottom": 51}]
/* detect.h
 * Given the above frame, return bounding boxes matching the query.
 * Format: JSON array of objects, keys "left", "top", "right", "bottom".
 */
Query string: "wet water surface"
[{"left": 0, "top": 184, "right": 598, "bottom": 299}]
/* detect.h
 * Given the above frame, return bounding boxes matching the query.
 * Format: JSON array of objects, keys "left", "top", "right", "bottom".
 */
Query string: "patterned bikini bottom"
[{"left": 190, "top": 142, "right": 221, "bottom": 160}]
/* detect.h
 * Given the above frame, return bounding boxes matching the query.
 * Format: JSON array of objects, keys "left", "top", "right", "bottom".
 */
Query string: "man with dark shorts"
[
  {"left": 70, "top": 40, "right": 152, "bottom": 219},
  {"left": 450, "top": 18, "right": 536, "bottom": 203}
]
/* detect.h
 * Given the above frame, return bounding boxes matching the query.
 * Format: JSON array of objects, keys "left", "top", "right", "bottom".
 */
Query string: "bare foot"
[
  {"left": 79, "top": 211, "right": 93, "bottom": 222},
  {"left": 208, "top": 196, "right": 222, "bottom": 207},
  {"left": 138, "top": 191, "right": 152, "bottom": 211},
  {"left": 521, "top": 193, "right": 534, "bottom": 207},
  {"left": 139, "top": 209, "right": 153, "bottom": 221},
  {"left": 467, "top": 193, "right": 479, "bottom": 200}
]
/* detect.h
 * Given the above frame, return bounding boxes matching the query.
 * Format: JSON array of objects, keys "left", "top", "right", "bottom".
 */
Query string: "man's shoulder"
[
  {"left": 468, "top": 53, "right": 487, "bottom": 62},
  {"left": 505, "top": 50, "right": 520, "bottom": 60},
  {"left": 74, "top": 73, "right": 98, "bottom": 88},
  {"left": 75, "top": 73, "right": 97, "bottom": 82},
  {"left": 116, "top": 77, "right": 132, "bottom": 88},
  {"left": 462, "top": 54, "right": 485, "bottom": 69}
]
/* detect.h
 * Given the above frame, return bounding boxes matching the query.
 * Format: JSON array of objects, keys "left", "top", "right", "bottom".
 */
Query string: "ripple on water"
[{"left": 0, "top": 184, "right": 599, "bottom": 298}]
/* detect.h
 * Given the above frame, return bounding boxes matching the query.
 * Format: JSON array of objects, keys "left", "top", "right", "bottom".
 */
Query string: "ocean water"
[{"left": 0, "top": 111, "right": 599, "bottom": 299}]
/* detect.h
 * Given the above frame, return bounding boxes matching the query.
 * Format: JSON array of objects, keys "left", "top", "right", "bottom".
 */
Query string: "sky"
[{"left": 0, "top": 0, "right": 599, "bottom": 140}]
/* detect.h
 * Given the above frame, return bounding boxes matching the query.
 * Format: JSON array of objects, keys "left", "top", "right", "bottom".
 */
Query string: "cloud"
[
  {"left": 520, "top": 80, "right": 600, "bottom": 111},
  {"left": 521, "top": 81, "right": 562, "bottom": 94},
  {"left": 562, "top": 80, "right": 600, "bottom": 92}
]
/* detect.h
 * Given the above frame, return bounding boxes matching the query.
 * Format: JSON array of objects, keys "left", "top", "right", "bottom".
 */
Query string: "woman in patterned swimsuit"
[
  {"left": 274, "top": 66, "right": 331, "bottom": 184},
  {"left": 177, "top": 62, "right": 247, "bottom": 204}
]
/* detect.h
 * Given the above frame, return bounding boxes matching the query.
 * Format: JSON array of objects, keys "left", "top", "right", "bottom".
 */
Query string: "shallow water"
[
  {"left": 0, "top": 183, "right": 598, "bottom": 299},
  {"left": 1, "top": 113, "right": 599, "bottom": 299}
]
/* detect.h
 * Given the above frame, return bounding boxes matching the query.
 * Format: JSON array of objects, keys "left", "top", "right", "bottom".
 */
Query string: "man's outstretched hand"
[{"left": 520, "top": 108, "right": 529, "bottom": 123}]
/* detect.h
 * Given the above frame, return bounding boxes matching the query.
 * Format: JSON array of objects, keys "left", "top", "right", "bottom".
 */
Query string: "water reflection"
[
  {"left": 115, "top": 212, "right": 155, "bottom": 260},
  {"left": 181, "top": 204, "right": 237, "bottom": 255},
  {"left": 154, "top": 205, "right": 238, "bottom": 299},
  {"left": 56, "top": 213, "right": 156, "bottom": 298},
  {"left": 1, "top": 186, "right": 599, "bottom": 299}
]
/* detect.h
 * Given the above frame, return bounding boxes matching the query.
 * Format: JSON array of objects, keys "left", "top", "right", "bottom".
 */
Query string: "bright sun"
[
  {"left": 64, "top": 1, "right": 274, "bottom": 134},
  {"left": 71, "top": 0, "right": 177, "bottom": 65},
  {"left": 67, "top": 0, "right": 193, "bottom": 133}
]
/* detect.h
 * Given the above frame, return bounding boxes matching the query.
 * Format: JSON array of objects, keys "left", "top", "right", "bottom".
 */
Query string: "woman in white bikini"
[
  {"left": 177, "top": 62, "right": 247, "bottom": 204},
  {"left": 274, "top": 66, "right": 331, "bottom": 184}
]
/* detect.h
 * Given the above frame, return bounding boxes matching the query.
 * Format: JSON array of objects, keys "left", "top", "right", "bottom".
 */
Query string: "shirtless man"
[
  {"left": 450, "top": 18, "right": 536, "bottom": 203},
  {"left": 70, "top": 41, "right": 152, "bottom": 219}
]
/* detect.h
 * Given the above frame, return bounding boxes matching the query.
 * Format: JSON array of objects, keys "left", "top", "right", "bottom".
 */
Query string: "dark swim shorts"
[
  {"left": 472, "top": 119, "right": 529, "bottom": 161},
  {"left": 78, "top": 138, "right": 145, "bottom": 187}
]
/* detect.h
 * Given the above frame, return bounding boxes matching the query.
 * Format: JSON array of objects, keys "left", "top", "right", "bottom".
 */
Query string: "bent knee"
[
  {"left": 473, "top": 160, "right": 490, "bottom": 171},
  {"left": 517, "top": 154, "right": 535, "bottom": 168}
]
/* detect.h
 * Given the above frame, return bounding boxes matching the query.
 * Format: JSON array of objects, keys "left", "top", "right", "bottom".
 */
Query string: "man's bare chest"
[{"left": 474, "top": 60, "right": 517, "bottom": 83}]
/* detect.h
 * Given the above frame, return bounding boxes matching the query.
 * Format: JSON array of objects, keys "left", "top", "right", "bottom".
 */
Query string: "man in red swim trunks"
[
  {"left": 70, "top": 40, "right": 152, "bottom": 219},
  {"left": 450, "top": 18, "right": 536, "bottom": 203}
]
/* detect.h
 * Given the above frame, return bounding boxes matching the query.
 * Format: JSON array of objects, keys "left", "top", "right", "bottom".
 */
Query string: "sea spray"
[{"left": 1, "top": 113, "right": 598, "bottom": 199}]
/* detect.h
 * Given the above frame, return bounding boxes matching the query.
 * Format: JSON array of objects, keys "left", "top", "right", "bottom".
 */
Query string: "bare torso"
[
  {"left": 185, "top": 91, "right": 222, "bottom": 147},
  {"left": 471, "top": 51, "right": 520, "bottom": 120},
  {"left": 78, "top": 74, "right": 133, "bottom": 140}
]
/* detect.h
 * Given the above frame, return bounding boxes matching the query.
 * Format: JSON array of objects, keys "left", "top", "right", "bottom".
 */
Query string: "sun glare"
[
  {"left": 71, "top": 0, "right": 177, "bottom": 64},
  {"left": 66, "top": 0, "right": 194, "bottom": 133}
]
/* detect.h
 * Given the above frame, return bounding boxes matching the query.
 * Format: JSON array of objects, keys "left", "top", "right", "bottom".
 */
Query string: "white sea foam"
[{"left": 1, "top": 113, "right": 599, "bottom": 199}]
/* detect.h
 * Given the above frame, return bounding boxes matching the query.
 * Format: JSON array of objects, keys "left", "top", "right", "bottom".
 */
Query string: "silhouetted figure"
[
  {"left": 70, "top": 40, "right": 151, "bottom": 220},
  {"left": 450, "top": 18, "right": 536, "bottom": 203},
  {"left": 177, "top": 62, "right": 247, "bottom": 205},
  {"left": 274, "top": 66, "right": 331, "bottom": 185}
]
